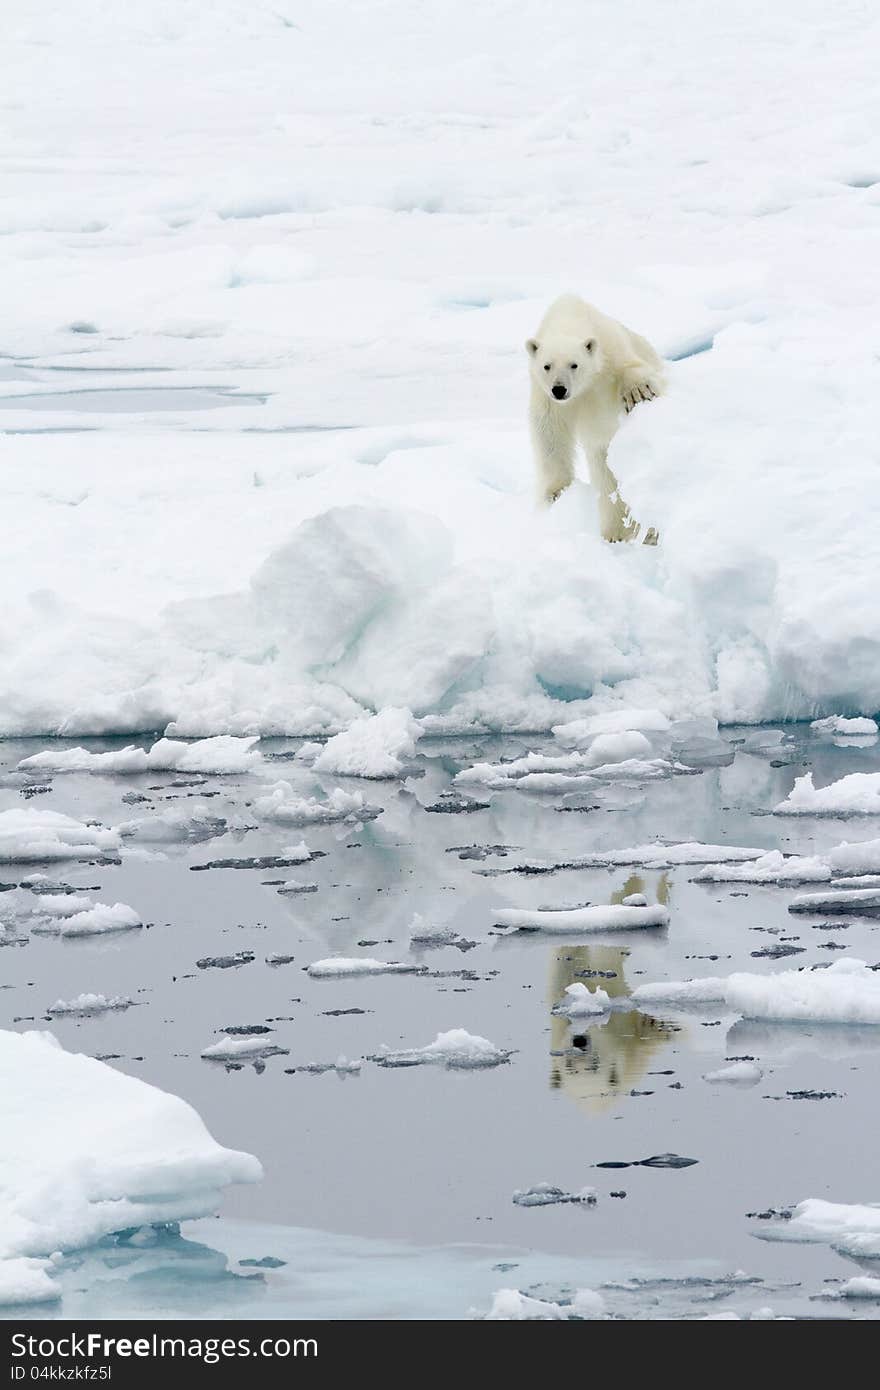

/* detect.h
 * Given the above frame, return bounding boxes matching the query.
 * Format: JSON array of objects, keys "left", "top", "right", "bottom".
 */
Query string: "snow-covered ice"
[
  {"left": 788, "top": 887, "right": 880, "bottom": 915},
  {"left": 703, "top": 1061, "right": 763, "bottom": 1085},
  {"left": 312, "top": 709, "right": 421, "bottom": 779},
  {"left": 54, "top": 902, "right": 143, "bottom": 937},
  {"left": 631, "top": 978, "right": 728, "bottom": 1006},
  {"left": 758, "top": 1199, "right": 880, "bottom": 1259},
  {"left": 0, "top": 809, "right": 120, "bottom": 863},
  {"left": 495, "top": 903, "right": 670, "bottom": 932},
  {"left": 774, "top": 772, "right": 880, "bottom": 816},
  {"left": 811, "top": 717, "right": 878, "bottom": 737},
  {"left": 46, "top": 994, "right": 132, "bottom": 1018},
  {"left": 118, "top": 807, "right": 227, "bottom": 844},
  {"left": 0, "top": 1029, "right": 261, "bottom": 1302},
  {"left": 254, "top": 782, "right": 381, "bottom": 826},
  {"left": 374, "top": 1029, "right": 510, "bottom": 1070},
  {"left": 18, "top": 736, "right": 261, "bottom": 776},
  {"left": 551, "top": 983, "right": 617, "bottom": 1019},
  {"left": 692, "top": 851, "right": 832, "bottom": 884},
  {"left": 512, "top": 1183, "right": 598, "bottom": 1207},
  {"left": 200, "top": 1036, "right": 289, "bottom": 1061},
  {"left": 483, "top": 1288, "right": 606, "bottom": 1320},
  {"left": 640, "top": 959, "right": 880, "bottom": 1026},
  {"left": 306, "top": 958, "right": 426, "bottom": 979}
]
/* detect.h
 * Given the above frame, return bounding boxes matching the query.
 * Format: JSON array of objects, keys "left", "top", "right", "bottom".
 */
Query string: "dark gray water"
[{"left": 2, "top": 727, "right": 880, "bottom": 1319}]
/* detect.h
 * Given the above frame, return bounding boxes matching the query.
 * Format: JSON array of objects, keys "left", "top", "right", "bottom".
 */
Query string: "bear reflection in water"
[{"left": 547, "top": 873, "right": 676, "bottom": 1111}]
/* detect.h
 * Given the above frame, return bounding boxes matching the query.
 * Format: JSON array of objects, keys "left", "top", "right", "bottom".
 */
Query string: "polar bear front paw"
[{"left": 621, "top": 376, "right": 660, "bottom": 414}]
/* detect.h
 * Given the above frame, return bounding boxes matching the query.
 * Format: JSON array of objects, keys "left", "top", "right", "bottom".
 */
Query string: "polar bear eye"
[{"left": 543, "top": 364, "right": 551, "bottom": 372}]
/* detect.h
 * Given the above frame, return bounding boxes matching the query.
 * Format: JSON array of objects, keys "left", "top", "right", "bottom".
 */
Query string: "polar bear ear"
[
  {"left": 584, "top": 339, "right": 596, "bottom": 353},
  {"left": 525, "top": 338, "right": 539, "bottom": 356}
]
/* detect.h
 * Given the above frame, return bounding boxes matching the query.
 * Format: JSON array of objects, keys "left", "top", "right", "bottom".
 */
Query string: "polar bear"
[{"left": 526, "top": 294, "right": 665, "bottom": 541}]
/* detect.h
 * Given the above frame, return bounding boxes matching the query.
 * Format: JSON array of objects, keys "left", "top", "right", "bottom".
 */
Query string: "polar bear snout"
[{"left": 551, "top": 383, "right": 569, "bottom": 400}]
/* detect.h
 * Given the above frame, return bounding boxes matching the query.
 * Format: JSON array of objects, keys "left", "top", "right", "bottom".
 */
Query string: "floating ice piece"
[
  {"left": 552, "top": 983, "right": 618, "bottom": 1018},
  {"left": 374, "top": 1028, "right": 510, "bottom": 1069},
  {"left": 18, "top": 736, "right": 261, "bottom": 776},
  {"left": 254, "top": 782, "right": 381, "bottom": 825},
  {"left": 118, "top": 808, "right": 227, "bottom": 844},
  {"left": 484, "top": 1287, "right": 607, "bottom": 1320},
  {"left": 828, "top": 1276, "right": 880, "bottom": 1299},
  {"left": 726, "top": 959, "right": 880, "bottom": 1024},
  {"left": 512, "top": 1183, "right": 597, "bottom": 1207},
  {"left": 693, "top": 851, "right": 832, "bottom": 884},
  {"left": 200, "top": 1036, "right": 289, "bottom": 1061},
  {"left": 57, "top": 903, "right": 143, "bottom": 937},
  {"left": 0, "top": 809, "right": 120, "bottom": 863},
  {"left": 408, "top": 917, "right": 468, "bottom": 949},
  {"left": 552, "top": 709, "right": 671, "bottom": 748},
  {"left": 622, "top": 892, "right": 648, "bottom": 906},
  {"left": 312, "top": 708, "right": 421, "bottom": 778},
  {"left": 828, "top": 838, "right": 880, "bottom": 876},
  {"left": 632, "top": 978, "right": 727, "bottom": 1006},
  {"left": 275, "top": 878, "right": 318, "bottom": 895},
  {"left": 191, "top": 845, "right": 315, "bottom": 871},
  {"left": 0, "top": 1030, "right": 261, "bottom": 1295},
  {"left": 811, "top": 716, "right": 879, "bottom": 737},
  {"left": 703, "top": 1061, "right": 763, "bottom": 1085},
  {"left": 196, "top": 952, "right": 254, "bottom": 970},
  {"left": 46, "top": 994, "right": 132, "bottom": 1018},
  {"left": 789, "top": 887, "right": 880, "bottom": 914},
  {"left": 292, "top": 1056, "right": 362, "bottom": 1076},
  {"left": 306, "top": 957, "right": 426, "bottom": 978},
  {"left": 495, "top": 903, "right": 669, "bottom": 932},
  {"left": 0, "top": 1256, "right": 60, "bottom": 1306},
  {"left": 573, "top": 842, "right": 766, "bottom": 870},
  {"left": 774, "top": 771, "right": 880, "bottom": 816},
  {"left": 757, "top": 1198, "right": 880, "bottom": 1258},
  {"left": 456, "top": 749, "right": 669, "bottom": 790}
]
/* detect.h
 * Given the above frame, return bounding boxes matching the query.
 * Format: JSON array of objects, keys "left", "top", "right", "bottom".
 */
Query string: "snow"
[
  {"left": 811, "top": 717, "right": 878, "bottom": 737},
  {"left": 55, "top": 902, "right": 143, "bottom": 937},
  {"left": 495, "top": 903, "right": 670, "bottom": 932},
  {"left": 311, "top": 709, "right": 421, "bottom": 779},
  {"left": 375, "top": 1029, "right": 509, "bottom": 1070},
  {"left": 512, "top": 1183, "right": 598, "bottom": 1207},
  {"left": 828, "top": 838, "right": 880, "bottom": 876},
  {"left": 18, "top": 736, "right": 261, "bottom": 776},
  {"left": 692, "top": 851, "right": 832, "bottom": 884},
  {"left": 2, "top": 5, "right": 880, "bottom": 737},
  {"left": 552, "top": 710, "right": 671, "bottom": 747},
  {"left": 0, "top": 1029, "right": 261, "bottom": 1300},
  {"left": 0, "top": 809, "right": 120, "bottom": 863},
  {"left": 254, "top": 782, "right": 381, "bottom": 825},
  {"left": 551, "top": 983, "right": 616, "bottom": 1018},
  {"left": 637, "top": 960, "right": 880, "bottom": 1025},
  {"left": 573, "top": 842, "right": 767, "bottom": 869},
  {"left": 789, "top": 887, "right": 880, "bottom": 914},
  {"left": 306, "top": 957, "right": 425, "bottom": 979},
  {"left": 832, "top": 1277, "right": 880, "bottom": 1299},
  {"left": 0, "top": 1257, "right": 61, "bottom": 1307},
  {"left": 774, "top": 772, "right": 880, "bottom": 816},
  {"left": 631, "top": 978, "right": 727, "bottom": 1006},
  {"left": 703, "top": 1061, "right": 763, "bottom": 1085},
  {"left": 484, "top": 1288, "right": 606, "bottom": 1320},
  {"left": 455, "top": 750, "right": 670, "bottom": 791},
  {"left": 200, "top": 1035, "right": 288, "bottom": 1060},
  {"left": 46, "top": 994, "right": 132, "bottom": 1017},
  {"left": 763, "top": 1199, "right": 880, "bottom": 1258}
]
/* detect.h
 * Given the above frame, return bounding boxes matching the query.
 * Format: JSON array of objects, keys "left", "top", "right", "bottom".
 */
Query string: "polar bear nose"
[{"left": 551, "top": 383, "right": 568, "bottom": 400}]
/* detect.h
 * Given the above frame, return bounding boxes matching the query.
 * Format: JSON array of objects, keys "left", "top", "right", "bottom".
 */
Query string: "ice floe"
[
  {"left": 512, "top": 1183, "right": 597, "bottom": 1207},
  {"left": 18, "top": 735, "right": 261, "bottom": 776},
  {"left": 0, "top": 1029, "right": 260, "bottom": 1303},
  {"left": 254, "top": 781, "right": 381, "bottom": 825},
  {"left": 495, "top": 903, "right": 670, "bottom": 932},
  {"left": 374, "top": 1028, "right": 510, "bottom": 1069},
  {"left": 483, "top": 1288, "right": 607, "bottom": 1320},
  {"left": 0, "top": 809, "right": 120, "bottom": 863},
  {"left": 311, "top": 708, "right": 421, "bottom": 778},
  {"left": 811, "top": 716, "right": 878, "bottom": 737},
  {"left": 703, "top": 1061, "right": 763, "bottom": 1085},
  {"left": 46, "top": 994, "right": 132, "bottom": 1017},
  {"left": 774, "top": 771, "right": 880, "bottom": 816},
  {"left": 306, "top": 957, "right": 426, "bottom": 979},
  {"left": 692, "top": 851, "right": 832, "bottom": 884},
  {"left": 638, "top": 959, "right": 880, "bottom": 1026}
]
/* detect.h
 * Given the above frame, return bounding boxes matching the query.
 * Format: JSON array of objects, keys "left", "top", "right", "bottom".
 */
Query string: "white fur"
[{"left": 526, "top": 294, "right": 665, "bottom": 541}]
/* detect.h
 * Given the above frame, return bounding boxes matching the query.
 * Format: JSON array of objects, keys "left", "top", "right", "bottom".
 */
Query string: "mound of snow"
[
  {"left": 19, "top": 736, "right": 260, "bottom": 776},
  {"left": 484, "top": 1288, "right": 606, "bottom": 1320},
  {"left": 828, "top": 838, "right": 880, "bottom": 876},
  {"left": 200, "top": 1036, "right": 289, "bottom": 1061},
  {"left": 811, "top": 716, "right": 878, "bottom": 737},
  {"left": 643, "top": 959, "right": 880, "bottom": 1026},
  {"left": 0, "top": 1030, "right": 261, "bottom": 1301},
  {"left": 551, "top": 983, "right": 617, "bottom": 1018},
  {"left": 692, "top": 850, "right": 831, "bottom": 884},
  {"left": 632, "top": 978, "right": 727, "bottom": 1006},
  {"left": 254, "top": 782, "right": 381, "bottom": 825},
  {"left": 774, "top": 772, "right": 880, "bottom": 816},
  {"left": 703, "top": 1061, "right": 763, "bottom": 1084},
  {"left": 375, "top": 1028, "right": 509, "bottom": 1070},
  {"left": 307, "top": 957, "right": 425, "bottom": 979},
  {"left": 312, "top": 708, "right": 421, "bottom": 778},
  {"left": 0, "top": 809, "right": 120, "bottom": 863},
  {"left": 57, "top": 903, "right": 143, "bottom": 937},
  {"left": 552, "top": 709, "right": 671, "bottom": 747},
  {"left": 788, "top": 887, "right": 880, "bottom": 915},
  {"left": 46, "top": 994, "right": 132, "bottom": 1017},
  {"left": 761, "top": 1199, "right": 880, "bottom": 1258},
  {"left": 495, "top": 903, "right": 669, "bottom": 932},
  {"left": 576, "top": 842, "right": 766, "bottom": 869},
  {"left": 456, "top": 749, "right": 670, "bottom": 790}
]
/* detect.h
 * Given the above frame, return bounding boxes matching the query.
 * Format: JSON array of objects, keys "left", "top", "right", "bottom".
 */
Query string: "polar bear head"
[{"left": 525, "top": 334, "right": 603, "bottom": 402}]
